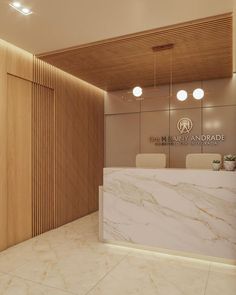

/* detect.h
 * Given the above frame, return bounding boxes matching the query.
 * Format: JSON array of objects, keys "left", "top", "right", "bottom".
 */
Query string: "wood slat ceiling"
[{"left": 38, "top": 13, "right": 233, "bottom": 92}]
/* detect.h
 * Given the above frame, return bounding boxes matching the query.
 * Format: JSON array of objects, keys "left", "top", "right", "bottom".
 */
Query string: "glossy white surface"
[{"left": 102, "top": 168, "right": 236, "bottom": 261}]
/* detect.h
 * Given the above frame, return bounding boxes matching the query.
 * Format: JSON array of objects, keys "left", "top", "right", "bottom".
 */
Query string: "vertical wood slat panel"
[
  {"left": 0, "top": 41, "right": 8, "bottom": 251},
  {"left": 55, "top": 71, "right": 90, "bottom": 226},
  {"left": 88, "top": 90, "right": 104, "bottom": 213},
  {"left": 32, "top": 57, "right": 55, "bottom": 236},
  {"left": 32, "top": 56, "right": 104, "bottom": 235},
  {"left": 0, "top": 40, "right": 104, "bottom": 251}
]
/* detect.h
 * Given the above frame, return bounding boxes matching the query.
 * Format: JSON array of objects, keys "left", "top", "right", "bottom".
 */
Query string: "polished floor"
[{"left": 0, "top": 212, "right": 235, "bottom": 295}]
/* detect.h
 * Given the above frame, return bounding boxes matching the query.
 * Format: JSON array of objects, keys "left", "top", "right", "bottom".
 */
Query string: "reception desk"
[{"left": 100, "top": 168, "right": 236, "bottom": 264}]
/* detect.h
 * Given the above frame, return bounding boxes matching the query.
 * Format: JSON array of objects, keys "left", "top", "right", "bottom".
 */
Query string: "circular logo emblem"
[{"left": 177, "top": 118, "right": 193, "bottom": 134}]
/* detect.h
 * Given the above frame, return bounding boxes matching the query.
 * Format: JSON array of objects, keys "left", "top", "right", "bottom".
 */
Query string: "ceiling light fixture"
[
  {"left": 177, "top": 90, "right": 188, "bottom": 101},
  {"left": 9, "top": 2, "right": 32, "bottom": 15},
  {"left": 125, "top": 44, "right": 174, "bottom": 102},
  {"left": 193, "top": 88, "right": 204, "bottom": 100},
  {"left": 21, "top": 7, "right": 30, "bottom": 14},
  {"left": 12, "top": 1, "right": 21, "bottom": 7},
  {"left": 132, "top": 86, "right": 142, "bottom": 97}
]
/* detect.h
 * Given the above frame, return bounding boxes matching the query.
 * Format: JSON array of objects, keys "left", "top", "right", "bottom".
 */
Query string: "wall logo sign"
[
  {"left": 177, "top": 118, "right": 193, "bottom": 134},
  {"left": 149, "top": 117, "right": 225, "bottom": 146}
]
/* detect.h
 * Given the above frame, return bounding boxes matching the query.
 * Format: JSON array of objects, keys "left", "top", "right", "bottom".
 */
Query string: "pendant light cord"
[
  {"left": 154, "top": 52, "right": 157, "bottom": 89},
  {"left": 170, "top": 49, "right": 173, "bottom": 98}
]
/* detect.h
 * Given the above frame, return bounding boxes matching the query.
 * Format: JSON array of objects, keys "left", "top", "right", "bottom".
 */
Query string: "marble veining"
[
  {"left": 1, "top": 212, "right": 236, "bottom": 295},
  {"left": 102, "top": 168, "right": 236, "bottom": 261}
]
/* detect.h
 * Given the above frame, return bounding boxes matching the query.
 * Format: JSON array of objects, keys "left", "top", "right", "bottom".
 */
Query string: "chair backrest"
[
  {"left": 136, "top": 153, "right": 166, "bottom": 168},
  {"left": 186, "top": 153, "right": 221, "bottom": 169}
]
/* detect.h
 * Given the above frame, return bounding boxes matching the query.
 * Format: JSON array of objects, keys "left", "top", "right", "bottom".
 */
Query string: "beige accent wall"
[
  {"left": 7, "top": 75, "right": 32, "bottom": 247},
  {"left": 141, "top": 111, "right": 170, "bottom": 167},
  {"left": 105, "top": 75, "right": 236, "bottom": 168},
  {"left": 105, "top": 114, "right": 140, "bottom": 167}
]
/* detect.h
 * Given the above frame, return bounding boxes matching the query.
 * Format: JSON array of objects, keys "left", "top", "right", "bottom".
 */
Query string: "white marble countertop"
[{"left": 101, "top": 167, "right": 236, "bottom": 263}]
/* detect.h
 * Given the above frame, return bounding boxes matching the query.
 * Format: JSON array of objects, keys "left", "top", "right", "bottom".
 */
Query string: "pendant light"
[
  {"left": 193, "top": 88, "right": 204, "bottom": 100},
  {"left": 193, "top": 81, "right": 204, "bottom": 100},
  {"left": 177, "top": 90, "right": 188, "bottom": 101},
  {"left": 132, "top": 86, "right": 143, "bottom": 97},
  {"left": 130, "top": 43, "right": 174, "bottom": 101}
]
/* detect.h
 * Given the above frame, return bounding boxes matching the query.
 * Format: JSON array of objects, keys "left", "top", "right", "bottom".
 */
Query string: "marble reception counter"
[{"left": 100, "top": 168, "right": 236, "bottom": 263}]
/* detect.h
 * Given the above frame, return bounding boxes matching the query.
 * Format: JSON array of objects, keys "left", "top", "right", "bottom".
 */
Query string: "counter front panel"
[{"left": 101, "top": 168, "right": 236, "bottom": 263}]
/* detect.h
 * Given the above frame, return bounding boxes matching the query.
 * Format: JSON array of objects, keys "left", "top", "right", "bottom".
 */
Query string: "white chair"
[
  {"left": 186, "top": 153, "right": 221, "bottom": 169},
  {"left": 136, "top": 153, "right": 167, "bottom": 169}
]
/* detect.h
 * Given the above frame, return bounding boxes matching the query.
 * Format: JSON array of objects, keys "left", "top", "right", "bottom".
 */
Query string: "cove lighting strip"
[{"left": 9, "top": 2, "right": 32, "bottom": 15}]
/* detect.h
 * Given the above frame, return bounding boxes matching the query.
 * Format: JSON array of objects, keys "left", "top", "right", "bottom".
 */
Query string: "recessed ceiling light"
[
  {"left": 12, "top": 1, "right": 21, "bottom": 8},
  {"left": 21, "top": 7, "right": 30, "bottom": 14},
  {"left": 9, "top": 2, "right": 32, "bottom": 15}
]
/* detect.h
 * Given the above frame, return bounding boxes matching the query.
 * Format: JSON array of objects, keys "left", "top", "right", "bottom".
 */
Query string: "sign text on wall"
[{"left": 150, "top": 117, "right": 225, "bottom": 146}]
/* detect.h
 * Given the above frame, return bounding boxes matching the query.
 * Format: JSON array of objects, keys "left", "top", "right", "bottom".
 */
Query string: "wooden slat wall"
[
  {"left": 33, "top": 57, "right": 55, "bottom": 88},
  {"left": 32, "top": 57, "right": 104, "bottom": 232},
  {"left": 55, "top": 71, "right": 98, "bottom": 226},
  {"left": 0, "top": 41, "right": 8, "bottom": 251},
  {"left": 55, "top": 70, "right": 87, "bottom": 226},
  {"left": 0, "top": 38, "right": 105, "bottom": 251},
  {"left": 88, "top": 91, "right": 104, "bottom": 213},
  {"left": 32, "top": 84, "right": 55, "bottom": 236},
  {"left": 32, "top": 57, "right": 55, "bottom": 236}
]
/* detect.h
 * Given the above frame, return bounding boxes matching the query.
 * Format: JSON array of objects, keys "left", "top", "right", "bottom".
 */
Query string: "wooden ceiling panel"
[{"left": 38, "top": 14, "right": 233, "bottom": 91}]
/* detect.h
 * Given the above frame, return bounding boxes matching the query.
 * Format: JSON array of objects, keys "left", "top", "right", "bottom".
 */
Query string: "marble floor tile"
[
  {"left": 11, "top": 244, "right": 128, "bottom": 295},
  {"left": 0, "top": 235, "right": 76, "bottom": 273},
  {"left": 33, "top": 213, "right": 99, "bottom": 250},
  {"left": 0, "top": 242, "right": 35, "bottom": 273},
  {"left": 0, "top": 273, "right": 74, "bottom": 295},
  {"left": 87, "top": 250, "right": 210, "bottom": 295},
  {"left": 1, "top": 212, "right": 235, "bottom": 295},
  {"left": 205, "top": 263, "right": 236, "bottom": 295},
  {"left": 0, "top": 213, "right": 99, "bottom": 274}
]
